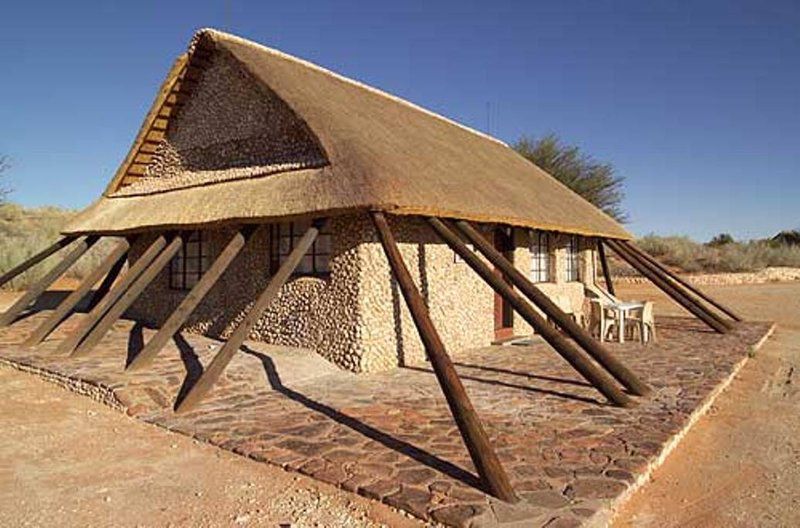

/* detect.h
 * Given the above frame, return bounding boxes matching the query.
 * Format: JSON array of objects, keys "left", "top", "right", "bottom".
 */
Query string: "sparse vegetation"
[
  {"left": 614, "top": 234, "right": 800, "bottom": 275},
  {"left": 0, "top": 203, "right": 113, "bottom": 290}
]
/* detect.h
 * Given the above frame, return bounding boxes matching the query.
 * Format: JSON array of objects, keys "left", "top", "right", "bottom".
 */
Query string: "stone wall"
[
  {"left": 511, "top": 231, "right": 597, "bottom": 335},
  {"left": 126, "top": 215, "right": 364, "bottom": 371},
  {"left": 357, "top": 216, "right": 495, "bottom": 369},
  {"left": 126, "top": 215, "right": 599, "bottom": 373}
]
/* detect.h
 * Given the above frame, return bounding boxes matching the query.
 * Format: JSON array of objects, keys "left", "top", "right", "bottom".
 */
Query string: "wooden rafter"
[
  {"left": 71, "top": 235, "right": 184, "bottom": 358},
  {"left": 126, "top": 226, "right": 256, "bottom": 372},
  {"left": 621, "top": 240, "right": 742, "bottom": 322},
  {"left": 104, "top": 39, "right": 215, "bottom": 195},
  {"left": 604, "top": 239, "right": 731, "bottom": 333},
  {"left": 0, "top": 236, "right": 76, "bottom": 289},
  {"left": 23, "top": 238, "right": 131, "bottom": 347},
  {"left": 372, "top": 212, "right": 518, "bottom": 502},
  {"left": 453, "top": 220, "right": 651, "bottom": 397},
  {"left": 55, "top": 235, "right": 170, "bottom": 356},
  {"left": 0, "top": 236, "right": 99, "bottom": 327},
  {"left": 597, "top": 239, "right": 616, "bottom": 297},
  {"left": 174, "top": 222, "right": 324, "bottom": 414},
  {"left": 428, "top": 217, "right": 632, "bottom": 407}
]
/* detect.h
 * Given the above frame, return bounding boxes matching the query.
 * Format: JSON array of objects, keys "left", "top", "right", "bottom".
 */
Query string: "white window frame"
[
  {"left": 565, "top": 235, "right": 580, "bottom": 282},
  {"left": 530, "top": 230, "right": 551, "bottom": 283}
]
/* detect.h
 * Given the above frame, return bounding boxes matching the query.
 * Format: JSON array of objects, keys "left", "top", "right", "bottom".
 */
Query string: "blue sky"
[{"left": 1, "top": 1, "right": 797, "bottom": 241}]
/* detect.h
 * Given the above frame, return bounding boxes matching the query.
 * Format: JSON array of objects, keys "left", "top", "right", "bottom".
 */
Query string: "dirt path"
[
  {"left": 612, "top": 282, "right": 800, "bottom": 527},
  {"left": 0, "top": 364, "right": 421, "bottom": 528}
]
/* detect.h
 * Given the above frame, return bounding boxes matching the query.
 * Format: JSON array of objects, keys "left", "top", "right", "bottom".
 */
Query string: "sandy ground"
[
  {"left": 0, "top": 281, "right": 797, "bottom": 527},
  {"left": 0, "top": 366, "right": 424, "bottom": 528},
  {"left": 612, "top": 282, "right": 800, "bottom": 527},
  {"left": 0, "top": 292, "right": 422, "bottom": 527}
]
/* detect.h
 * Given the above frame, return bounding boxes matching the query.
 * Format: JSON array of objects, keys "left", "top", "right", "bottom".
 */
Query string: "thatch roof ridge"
[
  {"left": 195, "top": 28, "right": 508, "bottom": 149},
  {"left": 63, "top": 29, "right": 632, "bottom": 240}
]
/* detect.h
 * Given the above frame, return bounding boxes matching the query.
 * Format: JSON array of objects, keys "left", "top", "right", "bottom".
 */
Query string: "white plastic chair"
[{"left": 627, "top": 301, "right": 656, "bottom": 344}]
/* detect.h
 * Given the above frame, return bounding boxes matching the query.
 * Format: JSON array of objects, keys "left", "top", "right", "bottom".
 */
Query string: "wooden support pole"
[
  {"left": 23, "top": 238, "right": 130, "bottom": 347},
  {"left": 174, "top": 222, "right": 323, "bottom": 414},
  {"left": 55, "top": 234, "right": 169, "bottom": 356},
  {"left": 0, "top": 236, "right": 76, "bottom": 289},
  {"left": 454, "top": 221, "right": 651, "bottom": 397},
  {"left": 604, "top": 239, "right": 731, "bottom": 333},
  {"left": 127, "top": 227, "right": 256, "bottom": 372},
  {"left": 428, "top": 218, "right": 632, "bottom": 407},
  {"left": 85, "top": 246, "right": 129, "bottom": 312},
  {"left": 621, "top": 240, "right": 742, "bottom": 322},
  {"left": 0, "top": 236, "right": 99, "bottom": 327},
  {"left": 373, "top": 212, "right": 518, "bottom": 502},
  {"left": 71, "top": 234, "right": 184, "bottom": 357},
  {"left": 597, "top": 239, "right": 616, "bottom": 296}
]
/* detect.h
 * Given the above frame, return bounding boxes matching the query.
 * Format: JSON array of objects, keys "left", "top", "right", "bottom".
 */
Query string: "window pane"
[
  {"left": 297, "top": 255, "right": 313, "bottom": 274},
  {"left": 315, "top": 233, "right": 331, "bottom": 255},
  {"left": 315, "top": 253, "right": 330, "bottom": 273}
]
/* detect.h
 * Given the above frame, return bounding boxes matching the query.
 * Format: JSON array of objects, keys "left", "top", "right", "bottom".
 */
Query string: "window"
[
  {"left": 565, "top": 235, "right": 580, "bottom": 282},
  {"left": 530, "top": 230, "right": 550, "bottom": 283},
  {"left": 170, "top": 231, "right": 208, "bottom": 290},
  {"left": 270, "top": 220, "right": 332, "bottom": 276}
]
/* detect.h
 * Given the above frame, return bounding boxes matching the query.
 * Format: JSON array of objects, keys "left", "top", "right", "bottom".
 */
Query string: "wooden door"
[{"left": 493, "top": 227, "right": 515, "bottom": 341}]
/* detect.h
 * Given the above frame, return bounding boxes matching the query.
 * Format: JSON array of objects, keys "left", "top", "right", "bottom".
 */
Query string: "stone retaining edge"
[
  {"left": 0, "top": 357, "right": 125, "bottom": 411},
  {"left": 588, "top": 322, "right": 778, "bottom": 528}
]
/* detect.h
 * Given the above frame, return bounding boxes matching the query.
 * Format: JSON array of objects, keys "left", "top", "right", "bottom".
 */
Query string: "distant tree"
[
  {"left": 771, "top": 230, "right": 800, "bottom": 246},
  {"left": 513, "top": 134, "right": 627, "bottom": 222},
  {"left": 708, "top": 233, "right": 735, "bottom": 246},
  {"left": 0, "top": 155, "right": 10, "bottom": 204}
]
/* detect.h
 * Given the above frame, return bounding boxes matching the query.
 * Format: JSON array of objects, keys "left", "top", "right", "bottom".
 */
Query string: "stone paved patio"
[{"left": 0, "top": 310, "right": 773, "bottom": 527}]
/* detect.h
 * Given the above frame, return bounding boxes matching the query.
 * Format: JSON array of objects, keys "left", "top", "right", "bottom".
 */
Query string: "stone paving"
[{"left": 0, "top": 310, "right": 773, "bottom": 527}]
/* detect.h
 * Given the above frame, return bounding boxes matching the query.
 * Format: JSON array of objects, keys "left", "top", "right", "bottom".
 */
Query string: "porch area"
[{"left": 0, "top": 308, "right": 773, "bottom": 527}]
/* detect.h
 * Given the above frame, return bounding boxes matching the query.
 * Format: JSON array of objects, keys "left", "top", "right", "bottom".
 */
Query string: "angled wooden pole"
[
  {"left": 175, "top": 221, "right": 323, "bottom": 414},
  {"left": 597, "top": 239, "right": 616, "bottom": 296},
  {"left": 85, "top": 246, "right": 129, "bottom": 312},
  {"left": 373, "top": 212, "right": 518, "bottom": 502},
  {"left": 55, "top": 234, "right": 169, "bottom": 356},
  {"left": 127, "top": 227, "right": 257, "bottom": 372},
  {"left": 428, "top": 217, "right": 632, "bottom": 407},
  {"left": 0, "top": 236, "right": 99, "bottom": 327},
  {"left": 71, "top": 234, "right": 184, "bottom": 357},
  {"left": 23, "top": 238, "right": 131, "bottom": 347},
  {"left": 622, "top": 240, "right": 742, "bottom": 322},
  {"left": 604, "top": 239, "right": 730, "bottom": 333},
  {"left": 454, "top": 221, "right": 651, "bottom": 397},
  {"left": 0, "top": 236, "right": 76, "bottom": 289}
]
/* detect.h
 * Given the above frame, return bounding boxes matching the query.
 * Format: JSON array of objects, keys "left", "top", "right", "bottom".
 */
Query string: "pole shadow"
[
  {"left": 173, "top": 333, "right": 204, "bottom": 409},
  {"left": 240, "top": 345, "right": 484, "bottom": 492},
  {"left": 403, "top": 365, "right": 600, "bottom": 405}
]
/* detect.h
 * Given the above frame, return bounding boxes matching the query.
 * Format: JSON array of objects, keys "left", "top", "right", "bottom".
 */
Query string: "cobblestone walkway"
[{"left": 0, "top": 312, "right": 772, "bottom": 527}]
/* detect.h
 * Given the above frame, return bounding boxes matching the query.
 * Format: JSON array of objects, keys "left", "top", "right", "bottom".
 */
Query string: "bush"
[
  {"left": 631, "top": 234, "right": 800, "bottom": 274},
  {"left": 0, "top": 203, "right": 114, "bottom": 290}
]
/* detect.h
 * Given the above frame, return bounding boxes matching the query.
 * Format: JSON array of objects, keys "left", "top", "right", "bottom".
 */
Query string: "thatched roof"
[{"left": 63, "top": 29, "right": 631, "bottom": 240}]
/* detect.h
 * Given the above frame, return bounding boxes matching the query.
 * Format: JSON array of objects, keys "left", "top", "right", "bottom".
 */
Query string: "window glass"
[
  {"left": 530, "top": 230, "right": 550, "bottom": 283},
  {"left": 270, "top": 220, "right": 332, "bottom": 276},
  {"left": 565, "top": 235, "right": 580, "bottom": 282},
  {"left": 170, "top": 231, "right": 208, "bottom": 290}
]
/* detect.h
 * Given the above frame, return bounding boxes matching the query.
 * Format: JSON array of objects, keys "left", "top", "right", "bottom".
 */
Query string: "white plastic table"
[
  {"left": 591, "top": 299, "right": 645, "bottom": 343},
  {"left": 612, "top": 301, "right": 646, "bottom": 343}
]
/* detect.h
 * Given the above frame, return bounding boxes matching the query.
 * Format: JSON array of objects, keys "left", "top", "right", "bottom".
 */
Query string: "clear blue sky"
[{"left": 1, "top": 1, "right": 797, "bottom": 241}]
